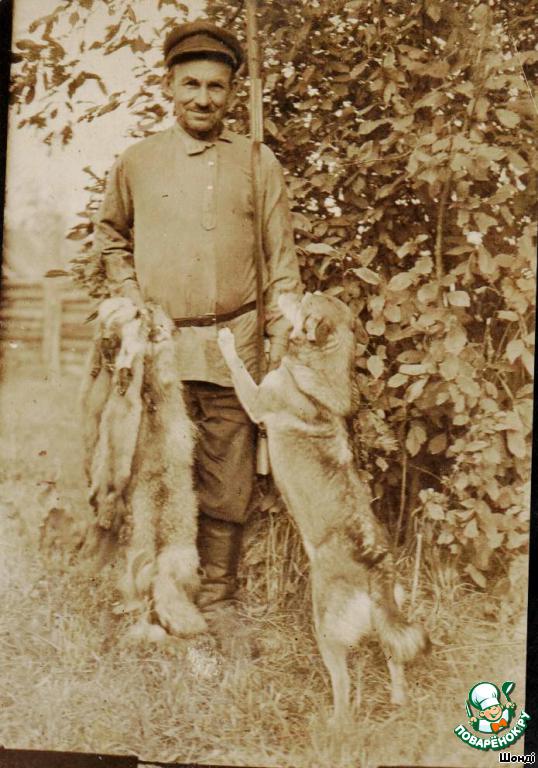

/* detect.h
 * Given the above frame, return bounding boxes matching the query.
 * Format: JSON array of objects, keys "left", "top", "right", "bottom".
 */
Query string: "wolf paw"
[{"left": 154, "top": 594, "right": 208, "bottom": 638}]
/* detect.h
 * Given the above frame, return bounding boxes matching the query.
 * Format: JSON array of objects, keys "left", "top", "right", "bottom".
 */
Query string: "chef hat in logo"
[{"left": 469, "top": 682, "right": 501, "bottom": 711}]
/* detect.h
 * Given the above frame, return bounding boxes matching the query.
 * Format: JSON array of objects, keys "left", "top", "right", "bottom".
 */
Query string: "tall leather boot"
[
  {"left": 197, "top": 513, "right": 242, "bottom": 611},
  {"left": 196, "top": 514, "right": 257, "bottom": 658}
]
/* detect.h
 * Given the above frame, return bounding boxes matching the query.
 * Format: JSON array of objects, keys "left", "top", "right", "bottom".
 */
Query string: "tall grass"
[{"left": 0, "top": 360, "right": 527, "bottom": 767}]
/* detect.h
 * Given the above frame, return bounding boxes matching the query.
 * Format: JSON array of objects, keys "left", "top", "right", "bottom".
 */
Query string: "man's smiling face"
[
  {"left": 480, "top": 704, "right": 502, "bottom": 721},
  {"left": 165, "top": 57, "right": 234, "bottom": 140}
]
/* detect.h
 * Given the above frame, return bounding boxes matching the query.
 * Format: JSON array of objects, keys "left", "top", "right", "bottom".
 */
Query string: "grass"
[{"left": 0, "top": 354, "right": 528, "bottom": 767}]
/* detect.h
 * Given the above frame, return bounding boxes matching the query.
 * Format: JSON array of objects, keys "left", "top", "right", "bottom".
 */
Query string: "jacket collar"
[{"left": 173, "top": 121, "right": 234, "bottom": 155}]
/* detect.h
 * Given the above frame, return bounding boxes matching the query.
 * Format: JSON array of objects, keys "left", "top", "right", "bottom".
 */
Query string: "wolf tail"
[{"left": 371, "top": 576, "right": 429, "bottom": 663}]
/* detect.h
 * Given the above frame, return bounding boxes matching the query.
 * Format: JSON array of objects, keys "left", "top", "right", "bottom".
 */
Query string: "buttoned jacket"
[{"left": 94, "top": 122, "right": 302, "bottom": 384}]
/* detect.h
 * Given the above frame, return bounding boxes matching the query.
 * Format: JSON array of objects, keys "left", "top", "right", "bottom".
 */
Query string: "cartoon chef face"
[{"left": 480, "top": 703, "right": 503, "bottom": 721}]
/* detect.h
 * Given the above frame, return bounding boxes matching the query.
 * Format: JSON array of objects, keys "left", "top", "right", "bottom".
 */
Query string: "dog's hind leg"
[
  {"left": 317, "top": 633, "right": 351, "bottom": 722},
  {"left": 312, "top": 592, "right": 350, "bottom": 721},
  {"left": 387, "top": 658, "right": 407, "bottom": 705}
]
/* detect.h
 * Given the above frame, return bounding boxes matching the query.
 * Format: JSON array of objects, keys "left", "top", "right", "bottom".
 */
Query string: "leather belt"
[{"left": 173, "top": 300, "right": 257, "bottom": 329}]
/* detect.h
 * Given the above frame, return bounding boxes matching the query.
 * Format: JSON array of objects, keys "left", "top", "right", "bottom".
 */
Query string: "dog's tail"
[{"left": 371, "top": 577, "right": 429, "bottom": 663}]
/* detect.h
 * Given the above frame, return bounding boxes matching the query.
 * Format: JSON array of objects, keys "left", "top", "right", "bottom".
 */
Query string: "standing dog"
[{"left": 217, "top": 292, "right": 428, "bottom": 719}]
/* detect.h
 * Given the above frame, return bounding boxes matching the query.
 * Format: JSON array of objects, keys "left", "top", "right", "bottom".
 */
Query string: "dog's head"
[
  {"left": 279, "top": 292, "right": 355, "bottom": 415},
  {"left": 279, "top": 291, "right": 354, "bottom": 351}
]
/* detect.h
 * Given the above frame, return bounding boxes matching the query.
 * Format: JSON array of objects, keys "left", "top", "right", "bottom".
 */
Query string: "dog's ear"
[{"left": 305, "top": 315, "right": 332, "bottom": 346}]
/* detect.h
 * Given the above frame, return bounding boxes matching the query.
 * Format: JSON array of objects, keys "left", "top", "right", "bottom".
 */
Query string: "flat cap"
[{"left": 163, "top": 21, "right": 244, "bottom": 71}]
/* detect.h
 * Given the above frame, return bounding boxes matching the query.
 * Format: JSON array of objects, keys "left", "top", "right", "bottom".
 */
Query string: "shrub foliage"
[{"left": 11, "top": 0, "right": 537, "bottom": 590}]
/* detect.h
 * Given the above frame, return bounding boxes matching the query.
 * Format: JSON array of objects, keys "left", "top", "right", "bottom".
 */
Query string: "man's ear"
[{"left": 226, "top": 76, "right": 239, "bottom": 110}]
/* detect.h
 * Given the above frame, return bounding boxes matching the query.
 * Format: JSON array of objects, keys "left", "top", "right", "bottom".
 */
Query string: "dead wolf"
[
  {"left": 217, "top": 291, "right": 428, "bottom": 719},
  {"left": 80, "top": 297, "right": 207, "bottom": 640}
]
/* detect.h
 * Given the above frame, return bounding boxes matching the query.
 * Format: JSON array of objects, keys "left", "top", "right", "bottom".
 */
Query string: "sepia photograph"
[{"left": 0, "top": 0, "right": 536, "bottom": 766}]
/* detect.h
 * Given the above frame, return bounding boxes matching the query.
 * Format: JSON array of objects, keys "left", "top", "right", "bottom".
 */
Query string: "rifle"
[{"left": 246, "top": 0, "right": 270, "bottom": 475}]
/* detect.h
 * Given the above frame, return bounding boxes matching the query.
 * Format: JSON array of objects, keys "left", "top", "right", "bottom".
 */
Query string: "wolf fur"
[
  {"left": 217, "top": 292, "right": 428, "bottom": 719},
  {"left": 80, "top": 297, "right": 206, "bottom": 639}
]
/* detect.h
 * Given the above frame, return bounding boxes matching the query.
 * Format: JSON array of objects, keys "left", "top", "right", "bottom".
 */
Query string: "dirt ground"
[{"left": 0, "top": 354, "right": 528, "bottom": 767}]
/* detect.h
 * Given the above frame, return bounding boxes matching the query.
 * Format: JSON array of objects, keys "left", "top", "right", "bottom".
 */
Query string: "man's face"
[
  {"left": 165, "top": 58, "right": 234, "bottom": 140},
  {"left": 480, "top": 704, "right": 502, "bottom": 721}
]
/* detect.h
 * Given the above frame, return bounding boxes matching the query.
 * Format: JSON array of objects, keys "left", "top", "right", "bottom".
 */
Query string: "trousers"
[{"left": 182, "top": 381, "right": 256, "bottom": 525}]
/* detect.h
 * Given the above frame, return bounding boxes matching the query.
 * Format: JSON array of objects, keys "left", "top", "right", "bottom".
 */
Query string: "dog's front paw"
[{"left": 217, "top": 327, "right": 237, "bottom": 357}]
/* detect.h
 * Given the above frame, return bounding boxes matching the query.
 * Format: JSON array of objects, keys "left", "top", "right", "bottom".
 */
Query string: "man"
[{"left": 94, "top": 20, "right": 302, "bottom": 640}]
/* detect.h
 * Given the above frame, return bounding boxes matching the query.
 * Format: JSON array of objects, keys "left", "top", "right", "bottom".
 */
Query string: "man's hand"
[
  {"left": 120, "top": 279, "right": 146, "bottom": 312},
  {"left": 99, "top": 297, "right": 139, "bottom": 329},
  {"left": 268, "top": 338, "right": 287, "bottom": 371},
  {"left": 217, "top": 327, "right": 237, "bottom": 361}
]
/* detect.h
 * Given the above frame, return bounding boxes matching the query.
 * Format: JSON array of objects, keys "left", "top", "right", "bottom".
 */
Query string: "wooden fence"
[{"left": 0, "top": 279, "right": 95, "bottom": 375}]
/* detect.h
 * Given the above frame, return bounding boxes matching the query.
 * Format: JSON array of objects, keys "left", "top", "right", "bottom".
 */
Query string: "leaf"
[
  {"left": 478, "top": 249, "right": 495, "bottom": 275},
  {"left": 477, "top": 145, "right": 506, "bottom": 162},
  {"left": 437, "top": 531, "right": 454, "bottom": 545},
  {"left": 506, "top": 338, "right": 525, "bottom": 364},
  {"left": 387, "top": 373, "right": 408, "bottom": 388},
  {"left": 506, "top": 531, "right": 529, "bottom": 551},
  {"left": 383, "top": 303, "right": 401, "bottom": 323},
  {"left": 447, "top": 291, "right": 470, "bottom": 307},
  {"left": 497, "top": 310, "right": 519, "bottom": 321},
  {"left": 406, "top": 377, "right": 428, "bottom": 402},
  {"left": 457, "top": 377, "right": 481, "bottom": 398},
  {"left": 352, "top": 267, "right": 380, "bottom": 285},
  {"left": 388, "top": 272, "right": 414, "bottom": 292},
  {"left": 444, "top": 325, "right": 467, "bottom": 355},
  {"left": 45, "top": 269, "right": 70, "bottom": 278},
  {"left": 506, "top": 431, "right": 526, "bottom": 458},
  {"left": 399, "top": 364, "right": 428, "bottom": 375},
  {"left": 496, "top": 109, "right": 520, "bottom": 128},
  {"left": 358, "top": 118, "right": 391, "bottom": 135},
  {"left": 521, "top": 350, "right": 534, "bottom": 377},
  {"left": 474, "top": 95, "right": 489, "bottom": 121},
  {"left": 439, "top": 357, "right": 460, "bottom": 380},
  {"left": 463, "top": 518, "right": 479, "bottom": 539},
  {"left": 428, "top": 433, "right": 447, "bottom": 455},
  {"left": 365, "top": 318, "right": 386, "bottom": 336},
  {"left": 358, "top": 246, "right": 378, "bottom": 267},
  {"left": 369, "top": 295, "right": 385, "bottom": 317},
  {"left": 426, "top": 502, "right": 444, "bottom": 520},
  {"left": 67, "top": 229, "right": 90, "bottom": 240},
  {"left": 465, "top": 563, "right": 487, "bottom": 588},
  {"left": 474, "top": 212, "right": 497, "bottom": 231},
  {"left": 405, "top": 423, "right": 428, "bottom": 456},
  {"left": 97, "top": 99, "right": 121, "bottom": 117},
  {"left": 417, "top": 282, "right": 439, "bottom": 304},
  {"left": 495, "top": 411, "right": 524, "bottom": 432},
  {"left": 367, "top": 355, "right": 384, "bottom": 379},
  {"left": 415, "top": 255, "right": 433, "bottom": 275},
  {"left": 425, "top": 0, "right": 441, "bottom": 22},
  {"left": 304, "top": 243, "right": 335, "bottom": 255}
]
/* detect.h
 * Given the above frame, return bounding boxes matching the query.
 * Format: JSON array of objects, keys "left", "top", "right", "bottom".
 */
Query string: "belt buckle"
[{"left": 201, "top": 312, "right": 217, "bottom": 326}]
